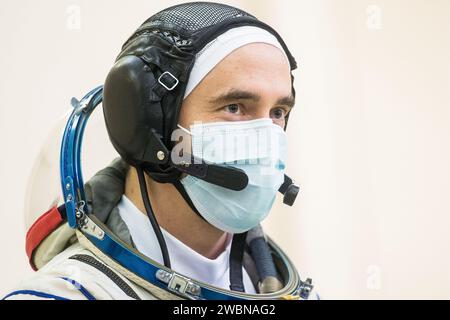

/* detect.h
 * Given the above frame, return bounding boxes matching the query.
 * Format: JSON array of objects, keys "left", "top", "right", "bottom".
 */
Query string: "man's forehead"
[{"left": 183, "top": 27, "right": 292, "bottom": 100}]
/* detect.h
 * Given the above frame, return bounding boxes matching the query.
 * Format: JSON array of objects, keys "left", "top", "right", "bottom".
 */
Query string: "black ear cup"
[{"left": 103, "top": 55, "right": 164, "bottom": 167}]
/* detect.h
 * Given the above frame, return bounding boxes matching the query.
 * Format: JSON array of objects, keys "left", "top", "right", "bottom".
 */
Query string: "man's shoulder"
[{"left": 3, "top": 244, "right": 125, "bottom": 300}]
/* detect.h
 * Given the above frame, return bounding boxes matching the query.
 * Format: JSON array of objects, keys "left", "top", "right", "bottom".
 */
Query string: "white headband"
[{"left": 183, "top": 26, "right": 289, "bottom": 99}]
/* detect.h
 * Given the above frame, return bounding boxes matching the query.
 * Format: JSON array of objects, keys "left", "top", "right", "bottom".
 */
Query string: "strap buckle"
[
  {"left": 156, "top": 269, "right": 201, "bottom": 297},
  {"left": 298, "top": 278, "right": 314, "bottom": 299},
  {"left": 158, "top": 71, "right": 179, "bottom": 91}
]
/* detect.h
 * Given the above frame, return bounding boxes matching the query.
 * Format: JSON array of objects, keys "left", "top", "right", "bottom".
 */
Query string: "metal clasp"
[
  {"left": 298, "top": 278, "right": 313, "bottom": 299},
  {"left": 158, "top": 71, "right": 179, "bottom": 91},
  {"left": 80, "top": 217, "right": 105, "bottom": 240},
  {"left": 156, "top": 269, "right": 201, "bottom": 297},
  {"left": 77, "top": 206, "right": 105, "bottom": 240}
]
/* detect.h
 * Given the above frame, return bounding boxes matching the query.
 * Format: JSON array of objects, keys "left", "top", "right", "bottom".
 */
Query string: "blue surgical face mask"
[{"left": 178, "top": 118, "right": 287, "bottom": 234}]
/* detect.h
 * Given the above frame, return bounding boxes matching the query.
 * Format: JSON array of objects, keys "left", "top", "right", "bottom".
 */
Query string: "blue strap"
[
  {"left": 60, "top": 277, "right": 96, "bottom": 300},
  {"left": 2, "top": 290, "right": 70, "bottom": 300}
]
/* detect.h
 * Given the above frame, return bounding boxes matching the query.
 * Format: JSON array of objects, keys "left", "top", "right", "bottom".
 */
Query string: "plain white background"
[{"left": 1, "top": 0, "right": 450, "bottom": 299}]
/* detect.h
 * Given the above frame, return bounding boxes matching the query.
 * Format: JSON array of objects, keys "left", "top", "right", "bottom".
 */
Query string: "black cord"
[
  {"left": 229, "top": 232, "right": 247, "bottom": 292},
  {"left": 136, "top": 167, "right": 171, "bottom": 268}
]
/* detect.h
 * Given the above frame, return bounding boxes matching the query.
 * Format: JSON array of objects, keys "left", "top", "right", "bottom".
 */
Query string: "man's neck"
[{"left": 124, "top": 167, "right": 229, "bottom": 259}]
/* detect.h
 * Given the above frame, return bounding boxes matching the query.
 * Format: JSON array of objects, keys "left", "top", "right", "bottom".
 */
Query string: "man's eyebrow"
[
  {"left": 208, "top": 89, "right": 260, "bottom": 104},
  {"left": 208, "top": 89, "right": 295, "bottom": 107},
  {"left": 276, "top": 94, "right": 295, "bottom": 108}
]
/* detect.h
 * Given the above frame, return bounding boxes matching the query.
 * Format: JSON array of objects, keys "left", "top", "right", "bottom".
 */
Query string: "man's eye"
[
  {"left": 223, "top": 104, "right": 241, "bottom": 114},
  {"left": 271, "top": 107, "right": 288, "bottom": 119}
]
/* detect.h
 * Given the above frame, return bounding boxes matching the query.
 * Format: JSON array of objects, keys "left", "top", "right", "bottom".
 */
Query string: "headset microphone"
[
  {"left": 172, "top": 156, "right": 249, "bottom": 191},
  {"left": 278, "top": 174, "right": 300, "bottom": 206}
]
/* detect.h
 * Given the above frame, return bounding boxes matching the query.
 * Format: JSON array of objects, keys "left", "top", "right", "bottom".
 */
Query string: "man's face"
[{"left": 179, "top": 43, "right": 294, "bottom": 129}]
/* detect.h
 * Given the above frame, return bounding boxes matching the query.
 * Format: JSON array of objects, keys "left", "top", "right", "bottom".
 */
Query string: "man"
[{"left": 4, "top": 2, "right": 316, "bottom": 300}]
